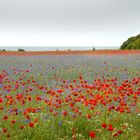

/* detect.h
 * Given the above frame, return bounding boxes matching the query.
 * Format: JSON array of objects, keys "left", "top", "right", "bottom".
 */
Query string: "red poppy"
[
  {"left": 11, "top": 119, "right": 16, "bottom": 124},
  {"left": 0, "top": 98, "right": 3, "bottom": 103},
  {"left": 117, "top": 130, "right": 122, "bottom": 134},
  {"left": 29, "top": 122, "right": 34, "bottom": 127},
  {"left": 2, "top": 128, "right": 7, "bottom": 133},
  {"left": 86, "top": 114, "right": 92, "bottom": 119},
  {"left": 63, "top": 111, "right": 68, "bottom": 116},
  {"left": 20, "top": 125, "right": 25, "bottom": 129},
  {"left": 108, "top": 124, "right": 114, "bottom": 131},
  {"left": 113, "top": 133, "right": 118, "bottom": 137},
  {"left": 102, "top": 123, "right": 107, "bottom": 128},
  {"left": 89, "top": 130, "right": 96, "bottom": 138},
  {"left": 3, "top": 115, "right": 8, "bottom": 121}
]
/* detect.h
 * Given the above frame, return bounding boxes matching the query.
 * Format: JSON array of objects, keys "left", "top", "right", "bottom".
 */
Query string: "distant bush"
[
  {"left": 18, "top": 48, "right": 25, "bottom": 52},
  {"left": 120, "top": 34, "right": 140, "bottom": 50},
  {"left": 0, "top": 49, "right": 6, "bottom": 51},
  {"left": 92, "top": 47, "right": 96, "bottom": 51}
]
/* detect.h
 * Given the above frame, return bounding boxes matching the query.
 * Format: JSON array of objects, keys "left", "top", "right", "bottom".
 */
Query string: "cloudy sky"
[{"left": 0, "top": 0, "right": 139, "bottom": 48}]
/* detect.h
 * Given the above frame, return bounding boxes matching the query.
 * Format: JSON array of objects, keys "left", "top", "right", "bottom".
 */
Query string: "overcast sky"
[{"left": 0, "top": 0, "right": 140, "bottom": 48}]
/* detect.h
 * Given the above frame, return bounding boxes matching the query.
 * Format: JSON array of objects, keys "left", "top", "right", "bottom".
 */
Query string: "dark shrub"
[{"left": 18, "top": 48, "right": 25, "bottom": 51}]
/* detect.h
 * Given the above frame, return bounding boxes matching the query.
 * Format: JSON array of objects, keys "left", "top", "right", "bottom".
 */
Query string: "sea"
[{"left": 0, "top": 46, "right": 119, "bottom": 51}]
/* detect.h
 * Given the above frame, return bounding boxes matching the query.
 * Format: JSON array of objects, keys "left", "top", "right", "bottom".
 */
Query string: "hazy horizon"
[{"left": 0, "top": 46, "right": 119, "bottom": 51}]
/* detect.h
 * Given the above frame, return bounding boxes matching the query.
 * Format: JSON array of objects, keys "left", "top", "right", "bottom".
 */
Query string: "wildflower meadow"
[{"left": 0, "top": 55, "right": 140, "bottom": 140}]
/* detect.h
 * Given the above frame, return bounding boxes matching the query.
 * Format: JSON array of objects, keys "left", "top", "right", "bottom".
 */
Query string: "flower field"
[{"left": 0, "top": 55, "right": 140, "bottom": 140}]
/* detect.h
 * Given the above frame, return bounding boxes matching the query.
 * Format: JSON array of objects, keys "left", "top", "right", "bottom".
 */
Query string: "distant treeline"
[
  {"left": 120, "top": 34, "right": 140, "bottom": 50},
  {"left": 0, "top": 48, "right": 25, "bottom": 51},
  {"left": 0, "top": 49, "right": 6, "bottom": 51}
]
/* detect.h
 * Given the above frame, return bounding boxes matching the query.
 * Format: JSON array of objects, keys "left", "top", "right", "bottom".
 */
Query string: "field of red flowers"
[
  {"left": 0, "top": 50, "right": 140, "bottom": 56},
  {"left": 0, "top": 54, "right": 140, "bottom": 140}
]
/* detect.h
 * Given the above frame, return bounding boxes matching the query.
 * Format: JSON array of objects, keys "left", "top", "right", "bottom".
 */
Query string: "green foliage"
[
  {"left": 0, "top": 49, "right": 6, "bottom": 51},
  {"left": 18, "top": 48, "right": 25, "bottom": 51},
  {"left": 120, "top": 34, "right": 140, "bottom": 50}
]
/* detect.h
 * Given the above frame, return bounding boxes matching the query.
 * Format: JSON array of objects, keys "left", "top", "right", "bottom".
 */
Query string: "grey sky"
[{"left": 0, "top": 0, "right": 140, "bottom": 48}]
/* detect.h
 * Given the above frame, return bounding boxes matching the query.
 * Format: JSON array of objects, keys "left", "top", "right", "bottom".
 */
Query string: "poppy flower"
[
  {"left": 3, "top": 115, "right": 8, "bottom": 121},
  {"left": 63, "top": 111, "right": 68, "bottom": 116},
  {"left": 29, "top": 122, "right": 34, "bottom": 127},
  {"left": 2, "top": 128, "right": 7, "bottom": 133},
  {"left": 86, "top": 114, "right": 92, "bottom": 119},
  {"left": 11, "top": 119, "right": 16, "bottom": 124},
  {"left": 108, "top": 124, "right": 114, "bottom": 131},
  {"left": 20, "top": 125, "right": 25, "bottom": 129},
  {"left": 102, "top": 123, "right": 107, "bottom": 128},
  {"left": 0, "top": 98, "right": 3, "bottom": 103},
  {"left": 117, "top": 130, "right": 122, "bottom": 134},
  {"left": 89, "top": 130, "right": 96, "bottom": 138},
  {"left": 113, "top": 133, "right": 118, "bottom": 137}
]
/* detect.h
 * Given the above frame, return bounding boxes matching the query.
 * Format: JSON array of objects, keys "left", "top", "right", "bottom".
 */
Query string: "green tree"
[{"left": 120, "top": 34, "right": 140, "bottom": 50}]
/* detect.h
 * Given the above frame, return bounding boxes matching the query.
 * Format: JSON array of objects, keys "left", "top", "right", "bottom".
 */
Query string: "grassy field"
[{"left": 0, "top": 54, "right": 140, "bottom": 140}]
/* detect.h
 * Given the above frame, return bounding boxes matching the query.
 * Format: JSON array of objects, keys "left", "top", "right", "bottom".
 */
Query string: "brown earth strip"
[{"left": 0, "top": 50, "right": 140, "bottom": 56}]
